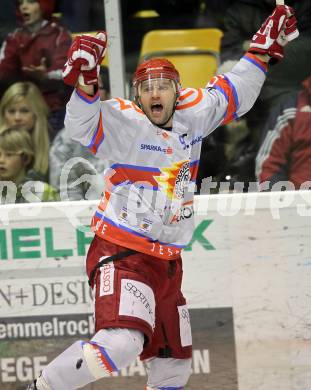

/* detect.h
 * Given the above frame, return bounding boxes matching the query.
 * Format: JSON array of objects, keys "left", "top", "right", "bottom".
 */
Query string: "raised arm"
[
  {"left": 189, "top": 4, "right": 299, "bottom": 137},
  {"left": 62, "top": 32, "right": 107, "bottom": 145},
  {"left": 62, "top": 33, "right": 140, "bottom": 163}
]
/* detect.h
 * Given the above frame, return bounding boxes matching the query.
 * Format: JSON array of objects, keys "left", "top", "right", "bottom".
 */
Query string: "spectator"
[
  {"left": 195, "top": 130, "right": 227, "bottom": 194},
  {"left": 97, "top": 66, "right": 110, "bottom": 101},
  {"left": 49, "top": 66, "right": 111, "bottom": 200},
  {"left": 256, "top": 73, "right": 311, "bottom": 190},
  {"left": 58, "top": 0, "right": 105, "bottom": 33},
  {"left": 0, "top": 126, "right": 59, "bottom": 204},
  {"left": 218, "top": 0, "right": 311, "bottom": 184},
  {"left": 0, "top": 0, "right": 72, "bottom": 133},
  {"left": 0, "top": 81, "right": 50, "bottom": 177},
  {"left": 195, "top": 0, "right": 235, "bottom": 29}
]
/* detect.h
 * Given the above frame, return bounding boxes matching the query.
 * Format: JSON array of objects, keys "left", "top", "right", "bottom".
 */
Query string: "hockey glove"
[
  {"left": 248, "top": 5, "right": 299, "bottom": 64},
  {"left": 63, "top": 32, "right": 107, "bottom": 86}
]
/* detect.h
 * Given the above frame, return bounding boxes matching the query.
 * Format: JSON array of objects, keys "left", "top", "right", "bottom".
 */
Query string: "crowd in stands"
[
  {"left": 0, "top": 0, "right": 310, "bottom": 205},
  {"left": 216, "top": 0, "right": 311, "bottom": 190}
]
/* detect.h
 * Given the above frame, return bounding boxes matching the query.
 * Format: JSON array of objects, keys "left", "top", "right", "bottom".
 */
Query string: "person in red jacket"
[
  {"left": 0, "top": 0, "right": 72, "bottom": 134},
  {"left": 256, "top": 74, "right": 311, "bottom": 190}
]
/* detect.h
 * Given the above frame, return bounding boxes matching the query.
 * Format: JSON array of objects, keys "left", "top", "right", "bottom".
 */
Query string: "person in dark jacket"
[
  {"left": 256, "top": 74, "right": 311, "bottom": 190},
  {"left": 0, "top": 0, "right": 72, "bottom": 132}
]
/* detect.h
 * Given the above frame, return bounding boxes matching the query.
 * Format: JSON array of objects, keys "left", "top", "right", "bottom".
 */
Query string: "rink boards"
[{"left": 0, "top": 191, "right": 311, "bottom": 389}]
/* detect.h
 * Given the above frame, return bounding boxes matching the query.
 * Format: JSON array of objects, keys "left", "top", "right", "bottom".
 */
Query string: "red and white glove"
[
  {"left": 62, "top": 32, "right": 107, "bottom": 86},
  {"left": 248, "top": 5, "right": 299, "bottom": 64}
]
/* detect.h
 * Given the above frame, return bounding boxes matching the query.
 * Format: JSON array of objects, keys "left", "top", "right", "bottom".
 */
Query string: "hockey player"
[{"left": 27, "top": 5, "right": 298, "bottom": 390}]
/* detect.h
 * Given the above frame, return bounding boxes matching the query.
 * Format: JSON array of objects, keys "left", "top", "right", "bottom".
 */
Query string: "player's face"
[
  {"left": 18, "top": 0, "right": 42, "bottom": 27},
  {"left": 4, "top": 98, "right": 36, "bottom": 132},
  {"left": 138, "top": 78, "right": 176, "bottom": 127},
  {"left": 0, "top": 149, "right": 25, "bottom": 183}
]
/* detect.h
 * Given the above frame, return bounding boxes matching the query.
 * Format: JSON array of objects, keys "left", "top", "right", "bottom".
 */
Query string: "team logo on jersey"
[
  {"left": 139, "top": 218, "right": 153, "bottom": 233},
  {"left": 175, "top": 161, "right": 190, "bottom": 199},
  {"left": 154, "top": 159, "right": 190, "bottom": 200},
  {"left": 140, "top": 143, "right": 173, "bottom": 154},
  {"left": 179, "top": 134, "right": 203, "bottom": 150},
  {"left": 179, "top": 135, "right": 188, "bottom": 149},
  {"left": 118, "top": 207, "right": 128, "bottom": 222},
  {"left": 170, "top": 201, "right": 194, "bottom": 223}
]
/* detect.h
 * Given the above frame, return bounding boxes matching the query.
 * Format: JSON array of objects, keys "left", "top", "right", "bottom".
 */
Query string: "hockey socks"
[{"left": 37, "top": 328, "right": 144, "bottom": 389}]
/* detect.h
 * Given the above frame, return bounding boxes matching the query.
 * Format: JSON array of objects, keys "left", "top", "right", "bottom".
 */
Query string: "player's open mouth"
[{"left": 151, "top": 104, "right": 163, "bottom": 113}]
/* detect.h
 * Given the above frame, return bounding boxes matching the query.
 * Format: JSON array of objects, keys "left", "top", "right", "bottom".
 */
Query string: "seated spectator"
[
  {"left": 49, "top": 66, "right": 111, "bottom": 200},
  {"left": 256, "top": 74, "right": 311, "bottom": 191},
  {"left": 0, "top": 0, "right": 72, "bottom": 133},
  {"left": 0, "top": 126, "right": 59, "bottom": 204},
  {"left": 0, "top": 81, "right": 50, "bottom": 178},
  {"left": 218, "top": 0, "right": 311, "bottom": 185}
]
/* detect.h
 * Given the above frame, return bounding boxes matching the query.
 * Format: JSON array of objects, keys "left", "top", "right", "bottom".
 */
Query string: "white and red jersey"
[{"left": 65, "top": 53, "right": 267, "bottom": 260}]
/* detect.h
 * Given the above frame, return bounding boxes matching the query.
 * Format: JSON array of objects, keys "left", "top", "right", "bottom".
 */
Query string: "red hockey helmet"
[{"left": 133, "top": 58, "right": 180, "bottom": 87}]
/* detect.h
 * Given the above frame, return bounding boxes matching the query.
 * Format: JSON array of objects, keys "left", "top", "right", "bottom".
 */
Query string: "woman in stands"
[{"left": 0, "top": 81, "right": 50, "bottom": 178}]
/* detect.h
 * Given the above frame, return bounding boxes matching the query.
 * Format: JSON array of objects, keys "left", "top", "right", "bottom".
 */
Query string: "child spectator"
[
  {"left": 0, "top": 81, "right": 50, "bottom": 177},
  {"left": 0, "top": 126, "right": 59, "bottom": 204},
  {"left": 0, "top": 0, "right": 72, "bottom": 132}
]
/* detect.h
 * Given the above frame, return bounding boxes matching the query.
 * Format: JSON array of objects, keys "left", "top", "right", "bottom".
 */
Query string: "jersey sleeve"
[
  {"left": 64, "top": 88, "right": 140, "bottom": 163},
  {"left": 176, "top": 53, "right": 268, "bottom": 138}
]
